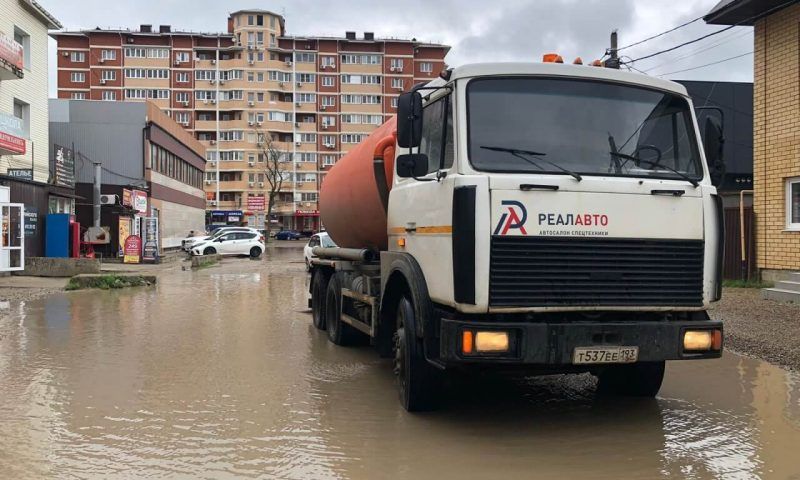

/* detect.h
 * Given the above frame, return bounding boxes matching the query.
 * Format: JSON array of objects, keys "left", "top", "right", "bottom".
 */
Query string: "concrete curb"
[{"left": 67, "top": 274, "right": 157, "bottom": 290}]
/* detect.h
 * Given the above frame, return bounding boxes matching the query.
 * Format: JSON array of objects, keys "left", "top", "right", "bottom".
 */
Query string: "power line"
[
  {"left": 617, "top": 15, "right": 704, "bottom": 51},
  {"left": 657, "top": 51, "right": 753, "bottom": 76},
  {"left": 626, "top": 0, "right": 797, "bottom": 64},
  {"left": 643, "top": 28, "right": 751, "bottom": 73}
]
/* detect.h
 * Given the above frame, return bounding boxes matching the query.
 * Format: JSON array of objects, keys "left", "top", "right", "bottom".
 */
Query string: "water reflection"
[{"left": 0, "top": 250, "right": 798, "bottom": 479}]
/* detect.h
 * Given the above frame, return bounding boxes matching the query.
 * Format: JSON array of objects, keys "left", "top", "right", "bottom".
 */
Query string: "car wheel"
[
  {"left": 250, "top": 247, "right": 262, "bottom": 258},
  {"left": 203, "top": 247, "right": 216, "bottom": 255}
]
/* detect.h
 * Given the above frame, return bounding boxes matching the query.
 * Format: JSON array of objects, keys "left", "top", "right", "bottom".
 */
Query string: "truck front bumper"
[{"left": 438, "top": 318, "right": 722, "bottom": 366}]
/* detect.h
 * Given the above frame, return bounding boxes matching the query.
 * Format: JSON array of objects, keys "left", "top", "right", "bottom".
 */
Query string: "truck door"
[
  {"left": 1, "top": 203, "right": 25, "bottom": 272},
  {"left": 388, "top": 93, "right": 457, "bottom": 306}
]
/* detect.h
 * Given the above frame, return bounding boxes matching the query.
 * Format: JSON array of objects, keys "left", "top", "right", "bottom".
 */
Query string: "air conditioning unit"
[
  {"left": 320, "top": 106, "right": 327, "bottom": 111},
  {"left": 62, "top": 51, "right": 69, "bottom": 57},
  {"left": 294, "top": 122, "right": 300, "bottom": 127},
  {"left": 174, "top": 60, "right": 180, "bottom": 66},
  {"left": 389, "top": 67, "right": 395, "bottom": 72},
  {"left": 249, "top": 60, "right": 255, "bottom": 65},
  {"left": 285, "top": 60, "right": 293, "bottom": 66},
  {"left": 258, "top": 182, "right": 264, "bottom": 187},
  {"left": 295, "top": 102, "right": 301, "bottom": 107},
  {"left": 324, "top": 143, "right": 335, "bottom": 149},
  {"left": 211, "top": 59, "right": 216, "bottom": 64},
  {"left": 296, "top": 82, "right": 302, "bottom": 87},
  {"left": 219, "top": 80, "right": 226, "bottom": 85},
  {"left": 249, "top": 182, "right": 254, "bottom": 187},
  {"left": 99, "top": 194, "right": 118, "bottom": 205},
  {"left": 99, "top": 58, "right": 105, "bottom": 64},
  {"left": 209, "top": 79, "right": 215, "bottom": 84},
  {"left": 211, "top": 99, "right": 217, "bottom": 104},
  {"left": 248, "top": 101, "right": 255, "bottom": 107},
  {"left": 248, "top": 45, "right": 254, "bottom": 50},
  {"left": 248, "top": 161, "right": 255, "bottom": 166},
  {"left": 295, "top": 141, "right": 301, "bottom": 146},
  {"left": 182, "top": 101, "right": 190, "bottom": 107},
  {"left": 322, "top": 124, "right": 328, "bottom": 130},
  {"left": 127, "top": 38, "right": 134, "bottom": 43},
  {"left": 256, "top": 122, "right": 262, "bottom": 127},
  {"left": 320, "top": 65, "right": 327, "bottom": 70},
  {"left": 100, "top": 79, "right": 107, "bottom": 85},
  {"left": 210, "top": 200, "right": 217, "bottom": 206},
  {"left": 210, "top": 140, "right": 217, "bottom": 145},
  {"left": 248, "top": 121, "right": 254, "bottom": 126}
]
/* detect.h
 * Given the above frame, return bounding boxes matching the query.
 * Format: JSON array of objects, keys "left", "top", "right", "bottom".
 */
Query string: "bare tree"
[{"left": 255, "top": 131, "right": 290, "bottom": 240}]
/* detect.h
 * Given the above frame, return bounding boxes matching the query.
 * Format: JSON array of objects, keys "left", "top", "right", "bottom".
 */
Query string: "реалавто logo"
[{"left": 494, "top": 200, "right": 528, "bottom": 235}]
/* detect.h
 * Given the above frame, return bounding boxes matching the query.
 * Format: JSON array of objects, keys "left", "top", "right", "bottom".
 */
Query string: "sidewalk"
[{"left": 0, "top": 275, "right": 68, "bottom": 302}]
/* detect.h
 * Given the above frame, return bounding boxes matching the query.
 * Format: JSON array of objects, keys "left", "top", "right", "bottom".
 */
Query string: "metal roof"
[
  {"left": 704, "top": 0, "right": 799, "bottom": 25},
  {"left": 20, "top": 0, "right": 61, "bottom": 29}
]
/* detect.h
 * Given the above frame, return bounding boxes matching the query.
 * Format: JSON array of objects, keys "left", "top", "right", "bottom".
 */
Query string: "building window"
[
  {"left": 100, "top": 49, "right": 117, "bottom": 61},
  {"left": 175, "top": 92, "right": 190, "bottom": 103},
  {"left": 296, "top": 52, "right": 316, "bottom": 63},
  {"left": 788, "top": 178, "right": 800, "bottom": 230},
  {"left": 321, "top": 56, "right": 336, "bottom": 68},
  {"left": 321, "top": 76, "right": 335, "bottom": 87},
  {"left": 176, "top": 72, "right": 189, "bottom": 83},
  {"left": 420, "top": 62, "right": 433, "bottom": 73},
  {"left": 70, "top": 51, "right": 85, "bottom": 63},
  {"left": 101, "top": 90, "right": 116, "bottom": 101},
  {"left": 175, "top": 51, "right": 189, "bottom": 63},
  {"left": 391, "top": 97, "right": 398, "bottom": 108},
  {"left": 101, "top": 70, "right": 116, "bottom": 81},
  {"left": 14, "top": 26, "right": 31, "bottom": 69},
  {"left": 13, "top": 99, "right": 29, "bottom": 136},
  {"left": 390, "top": 58, "right": 403, "bottom": 71},
  {"left": 391, "top": 78, "right": 403, "bottom": 89},
  {"left": 125, "top": 47, "right": 146, "bottom": 58},
  {"left": 70, "top": 92, "right": 86, "bottom": 100},
  {"left": 70, "top": 72, "right": 85, "bottom": 83}
]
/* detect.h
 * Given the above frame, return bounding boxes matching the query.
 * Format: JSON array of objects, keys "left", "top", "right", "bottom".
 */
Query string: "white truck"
[{"left": 310, "top": 62, "right": 725, "bottom": 411}]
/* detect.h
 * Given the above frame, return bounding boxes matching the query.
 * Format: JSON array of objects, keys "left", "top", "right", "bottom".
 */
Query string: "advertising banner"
[
  {"left": 122, "top": 189, "right": 133, "bottom": 208},
  {"left": 7, "top": 168, "right": 33, "bottom": 181},
  {"left": 23, "top": 207, "right": 37, "bottom": 237},
  {"left": 123, "top": 235, "right": 142, "bottom": 264},
  {"left": 118, "top": 217, "right": 130, "bottom": 257},
  {"left": 247, "top": 195, "right": 266, "bottom": 211},
  {"left": 0, "top": 112, "right": 25, "bottom": 155},
  {"left": 0, "top": 33, "right": 23, "bottom": 71},
  {"left": 53, "top": 145, "right": 75, "bottom": 188},
  {"left": 142, "top": 217, "right": 159, "bottom": 262},
  {"left": 132, "top": 190, "right": 148, "bottom": 214}
]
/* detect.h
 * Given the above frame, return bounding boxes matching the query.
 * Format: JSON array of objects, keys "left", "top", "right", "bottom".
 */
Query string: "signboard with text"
[
  {"left": 118, "top": 217, "right": 130, "bottom": 257},
  {"left": 23, "top": 207, "right": 37, "bottom": 237},
  {"left": 53, "top": 144, "right": 75, "bottom": 188},
  {"left": 247, "top": 195, "right": 266, "bottom": 211},
  {"left": 142, "top": 217, "right": 159, "bottom": 262},
  {"left": 122, "top": 189, "right": 133, "bottom": 208},
  {"left": 132, "top": 190, "right": 148, "bottom": 214},
  {"left": 0, "top": 112, "right": 25, "bottom": 155},
  {"left": 123, "top": 235, "right": 142, "bottom": 264},
  {"left": 0, "top": 33, "right": 24, "bottom": 71},
  {"left": 7, "top": 168, "right": 33, "bottom": 181}
]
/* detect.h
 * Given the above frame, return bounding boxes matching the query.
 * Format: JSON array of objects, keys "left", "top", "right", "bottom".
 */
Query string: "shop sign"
[
  {"left": 0, "top": 112, "right": 25, "bottom": 155},
  {"left": 123, "top": 235, "right": 141, "bottom": 264},
  {"left": 118, "top": 217, "right": 131, "bottom": 257},
  {"left": 23, "top": 207, "right": 37, "bottom": 237},
  {"left": 7, "top": 168, "right": 33, "bottom": 181},
  {"left": 0, "top": 33, "right": 23, "bottom": 71},
  {"left": 53, "top": 144, "right": 75, "bottom": 188},
  {"left": 295, "top": 210, "right": 320, "bottom": 216},
  {"left": 132, "top": 189, "right": 148, "bottom": 214},
  {"left": 122, "top": 189, "right": 132, "bottom": 208},
  {"left": 247, "top": 195, "right": 266, "bottom": 211}
]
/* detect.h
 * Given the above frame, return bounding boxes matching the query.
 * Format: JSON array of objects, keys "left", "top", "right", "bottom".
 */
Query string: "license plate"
[{"left": 573, "top": 346, "right": 639, "bottom": 365}]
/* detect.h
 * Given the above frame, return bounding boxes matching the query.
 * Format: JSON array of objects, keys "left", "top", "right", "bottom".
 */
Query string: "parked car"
[
  {"left": 275, "top": 230, "right": 302, "bottom": 240},
  {"left": 303, "top": 232, "right": 336, "bottom": 270},
  {"left": 191, "top": 231, "right": 265, "bottom": 258},
  {"left": 183, "top": 227, "right": 261, "bottom": 252}
]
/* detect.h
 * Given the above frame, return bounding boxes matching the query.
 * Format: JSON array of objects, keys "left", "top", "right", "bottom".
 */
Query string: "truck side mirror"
[
  {"left": 396, "top": 153, "right": 429, "bottom": 178},
  {"left": 703, "top": 116, "right": 725, "bottom": 187},
  {"left": 397, "top": 91, "right": 423, "bottom": 148}
]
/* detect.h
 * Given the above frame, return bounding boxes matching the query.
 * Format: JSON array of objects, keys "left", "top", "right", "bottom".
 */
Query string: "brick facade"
[{"left": 753, "top": 3, "right": 800, "bottom": 273}]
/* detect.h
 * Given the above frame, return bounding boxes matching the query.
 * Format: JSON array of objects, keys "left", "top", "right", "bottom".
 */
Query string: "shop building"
[
  {"left": 49, "top": 99, "right": 206, "bottom": 258},
  {"left": 50, "top": 10, "right": 449, "bottom": 232}
]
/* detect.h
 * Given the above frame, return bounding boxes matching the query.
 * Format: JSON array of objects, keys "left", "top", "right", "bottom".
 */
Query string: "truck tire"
[
  {"left": 311, "top": 269, "right": 330, "bottom": 330},
  {"left": 394, "top": 295, "right": 442, "bottom": 412},
  {"left": 596, "top": 361, "right": 665, "bottom": 397},
  {"left": 325, "top": 273, "right": 360, "bottom": 345}
]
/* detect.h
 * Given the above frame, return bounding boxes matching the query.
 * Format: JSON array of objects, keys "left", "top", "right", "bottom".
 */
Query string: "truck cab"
[{"left": 311, "top": 62, "right": 724, "bottom": 411}]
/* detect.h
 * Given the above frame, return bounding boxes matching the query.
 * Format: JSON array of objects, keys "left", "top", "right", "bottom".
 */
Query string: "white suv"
[{"left": 192, "top": 231, "right": 265, "bottom": 258}]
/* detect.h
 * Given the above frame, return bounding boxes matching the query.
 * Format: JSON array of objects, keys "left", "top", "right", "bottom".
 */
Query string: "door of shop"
[{"left": 1, "top": 203, "right": 25, "bottom": 272}]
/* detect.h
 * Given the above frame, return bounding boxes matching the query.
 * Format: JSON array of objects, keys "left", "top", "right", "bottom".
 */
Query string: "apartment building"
[{"left": 51, "top": 9, "right": 449, "bottom": 231}]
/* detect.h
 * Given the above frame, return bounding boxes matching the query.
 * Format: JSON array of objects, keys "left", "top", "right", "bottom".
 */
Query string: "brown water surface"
[{"left": 1, "top": 246, "right": 799, "bottom": 479}]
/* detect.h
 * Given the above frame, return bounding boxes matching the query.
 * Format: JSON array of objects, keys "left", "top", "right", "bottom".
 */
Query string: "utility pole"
[
  {"left": 215, "top": 38, "right": 220, "bottom": 207},
  {"left": 93, "top": 161, "right": 101, "bottom": 227},
  {"left": 605, "top": 29, "right": 620, "bottom": 69}
]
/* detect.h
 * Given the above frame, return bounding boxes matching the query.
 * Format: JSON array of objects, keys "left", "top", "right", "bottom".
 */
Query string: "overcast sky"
[{"left": 44, "top": 0, "right": 754, "bottom": 97}]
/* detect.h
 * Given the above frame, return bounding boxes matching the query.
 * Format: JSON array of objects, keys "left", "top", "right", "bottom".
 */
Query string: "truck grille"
[{"left": 490, "top": 237, "right": 705, "bottom": 307}]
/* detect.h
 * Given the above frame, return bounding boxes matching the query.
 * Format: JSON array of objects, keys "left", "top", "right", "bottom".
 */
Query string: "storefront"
[{"left": 207, "top": 210, "right": 244, "bottom": 227}]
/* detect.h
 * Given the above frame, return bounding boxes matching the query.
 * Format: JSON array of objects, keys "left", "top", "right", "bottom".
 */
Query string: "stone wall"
[{"left": 14, "top": 257, "right": 100, "bottom": 277}]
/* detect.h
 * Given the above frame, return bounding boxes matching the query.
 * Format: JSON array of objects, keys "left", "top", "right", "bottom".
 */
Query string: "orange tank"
[{"left": 319, "top": 117, "right": 396, "bottom": 250}]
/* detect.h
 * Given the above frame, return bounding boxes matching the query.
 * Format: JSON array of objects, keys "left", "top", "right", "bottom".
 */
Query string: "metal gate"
[
  {"left": 1, "top": 203, "right": 25, "bottom": 272},
  {"left": 723, "top": 206, "right": 756, "bottom": 281}
]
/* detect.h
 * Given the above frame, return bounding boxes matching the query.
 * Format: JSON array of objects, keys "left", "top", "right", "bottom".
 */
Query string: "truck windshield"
[{"left": 467, "top": 77, "right": 703, "bottom": 181}]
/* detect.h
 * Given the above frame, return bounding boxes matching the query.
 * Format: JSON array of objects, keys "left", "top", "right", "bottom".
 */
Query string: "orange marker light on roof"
[
  {"left": 573, "top": 57, "right": 583, "bottom": 65},
  {"left": 591, "top": 59, "right": 604, "bottom": 67},
  {"left": 543, "top": 53, "right": 560, "bottom": 63}
]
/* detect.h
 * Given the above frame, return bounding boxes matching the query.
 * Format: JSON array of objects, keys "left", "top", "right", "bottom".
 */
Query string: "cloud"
[{"left": 45, "top": 0, "right": 755, "bottom": 97}]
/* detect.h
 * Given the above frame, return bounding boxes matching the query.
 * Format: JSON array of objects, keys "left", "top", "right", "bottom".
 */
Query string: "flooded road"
[{"left": 1, "top": 245, "right": 799, "bottom": 479}]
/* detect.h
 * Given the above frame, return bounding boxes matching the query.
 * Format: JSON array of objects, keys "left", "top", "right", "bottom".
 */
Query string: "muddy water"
[{"left": 1, "top": 246, "right": 799, "bottom": 479}]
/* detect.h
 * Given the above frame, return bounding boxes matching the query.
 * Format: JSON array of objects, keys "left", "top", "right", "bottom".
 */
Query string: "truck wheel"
[
  {"left": 311, "top": 269, "right": 330, "bottom": 330},
  {"left": 394, "top": 295, "right": 442, "bottom": 412},
  {"left": 597, "top": 361, "right": 665, "bottom": 397},
  {"left": 325, "top": 274, "right": 359, "bottom": 345}
]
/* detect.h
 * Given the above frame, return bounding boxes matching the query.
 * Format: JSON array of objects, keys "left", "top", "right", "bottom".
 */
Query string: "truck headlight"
[{"left": 462, "top": 330, "right": 510, "bottom": 354}]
